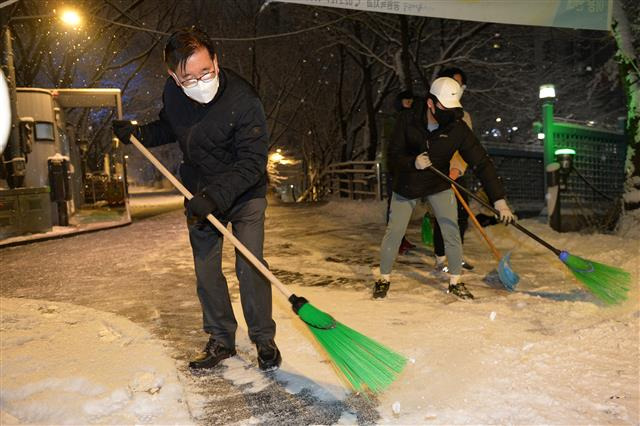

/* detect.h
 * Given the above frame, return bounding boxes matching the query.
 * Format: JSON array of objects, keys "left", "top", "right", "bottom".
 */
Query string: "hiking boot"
[
  {"left": 447, "top": 283, "right": 475, "bottom": 300},
  {"left": 372, "top": 279, "right": 390, "bottom": 299},
  {"left": 462, "top": 260, "right": 474, "bottom": 271},
  {"left": 256, "top": 339, "right": 282, "bottom": 371},
  {"left": 189, "top": 338, "right": 236, "bottom": 369}
]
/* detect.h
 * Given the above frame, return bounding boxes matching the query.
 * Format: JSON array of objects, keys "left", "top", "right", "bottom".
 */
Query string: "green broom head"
[
  {"left": 289, "top": 294, "right": 407, "bottom": 394},
  {"left": 559, "top": 251, "right": 631, "bottom": 305}
]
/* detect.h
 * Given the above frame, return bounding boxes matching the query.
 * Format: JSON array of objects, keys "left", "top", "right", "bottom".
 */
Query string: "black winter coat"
[
  {"left": 388, "top": 98, "right": 505, "bottom": 202},
  {"left": 138, "top": 68, "right": 268, "bottom": 215}
]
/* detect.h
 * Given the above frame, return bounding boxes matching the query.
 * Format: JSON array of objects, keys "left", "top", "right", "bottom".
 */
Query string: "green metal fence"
[{"left": 551, "top": 121, "right": 626, "bottom": 214}]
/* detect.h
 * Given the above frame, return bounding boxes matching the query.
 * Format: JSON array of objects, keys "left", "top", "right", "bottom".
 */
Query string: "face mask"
[
  {"left": 432, "top": 106, "right": 457, "bottom": 128},
  {"left": 181, "top": 74, "right": 219, "bottom": 104}
]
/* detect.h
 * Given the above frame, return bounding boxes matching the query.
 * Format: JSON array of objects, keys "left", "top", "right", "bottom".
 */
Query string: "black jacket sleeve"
[
  {"left": 137, "top": 107, "right": 177, "bottom": 148},
  {"left": 202, "top": 96, "right": 268, "bottom": 213},
  {"left": 457, "top": 127, "right": 506, "bottom": 203},
  {"left": 388, "top": 112, "right": 418, "bottom": 174}
]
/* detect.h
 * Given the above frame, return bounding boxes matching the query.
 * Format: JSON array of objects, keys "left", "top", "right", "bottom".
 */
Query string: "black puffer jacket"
[
  {"left": 388, "top": 98, "right": 505, "bottom": 202},
  {"left": 137, "top": 68, "right": 268, "bottom": 215}
]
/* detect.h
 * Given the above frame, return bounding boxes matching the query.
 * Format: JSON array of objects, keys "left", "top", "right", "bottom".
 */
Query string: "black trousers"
[{"left": 187, "top": 197, "right": 275, "bottom": 348}]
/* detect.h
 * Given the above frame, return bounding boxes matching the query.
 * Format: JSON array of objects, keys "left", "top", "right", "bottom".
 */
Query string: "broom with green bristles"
[
  {"left": 128, "top": 134, "right": 406, "bottom": 394},
  {"left": 429, "top": 166, "right": 631, "bottom": 304}
]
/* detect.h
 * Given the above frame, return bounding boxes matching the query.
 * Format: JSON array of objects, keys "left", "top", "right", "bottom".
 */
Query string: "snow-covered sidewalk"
[
  {"left": 1, "top": 197, "right": 638, "bottom": 424},
  {"left": 0, "top": 298, "right": 193, "bottom": 425}
]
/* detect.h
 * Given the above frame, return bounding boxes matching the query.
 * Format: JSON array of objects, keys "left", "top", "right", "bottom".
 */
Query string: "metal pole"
[
  {"left": 375, "top": 162, "right": 382, "bottom": 201},
  {"left": 542, "top": 100, "right": 555, "bottom": 179}
]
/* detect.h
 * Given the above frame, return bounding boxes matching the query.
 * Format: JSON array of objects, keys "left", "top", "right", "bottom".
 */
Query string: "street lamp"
[
  {"left": 547, "top": 148, "right": 576, "bottom": 232},
  {"left": 539, "top": 84, "right": 556, "bottom": 169},
  {"left": 59, "top": 9, "right": 82, "bottom": 28},
  {"left": 539, "top": 83, "right": 556, "bottom": 196},
  {"left": 539, "top": 84, "right": 556, "bottom": 100}
]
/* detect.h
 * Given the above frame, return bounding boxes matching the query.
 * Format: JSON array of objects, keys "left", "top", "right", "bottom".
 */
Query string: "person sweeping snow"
[
  {"left": 373, "top": 77, "right": 515, "bottom": 300},
  {"left": 112, "top": 28, "right": 281, "bottom": 372}
]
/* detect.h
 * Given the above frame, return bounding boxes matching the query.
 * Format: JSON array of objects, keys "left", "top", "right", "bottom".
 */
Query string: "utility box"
[
  {"left": 0, "top": 191, "right": 20, "bottom": 239},
  {"left": 0, "top": 187, "right": 52, "bottom": 239}
]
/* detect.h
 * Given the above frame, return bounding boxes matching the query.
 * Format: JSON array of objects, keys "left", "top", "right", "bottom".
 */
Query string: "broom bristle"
[
  {"left": 297, "top": 302, "right": 336, "bottom": 329},
  {"left": 298, "top": 302, "right": 406, "bottom": 394},
  {"left": 560, "top": 252, "right": 631, "bottom": 305}
]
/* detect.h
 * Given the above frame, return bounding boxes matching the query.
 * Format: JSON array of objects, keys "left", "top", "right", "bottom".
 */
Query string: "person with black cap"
[{"left": 373, "top": 77, "right": 515, "bottom": 300}]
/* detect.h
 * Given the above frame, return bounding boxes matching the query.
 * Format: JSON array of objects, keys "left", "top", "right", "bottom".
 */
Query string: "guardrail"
[{"left": 319, "top": 161, "right": 382, "bottom": 200}]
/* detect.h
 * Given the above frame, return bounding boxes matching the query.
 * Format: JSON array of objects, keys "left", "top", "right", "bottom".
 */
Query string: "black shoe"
[
  {"left": 462, "top": 260, "right": 474, "bottom": 271},
  {"left": 256, "top": 339, "right": 282, "bottom": 371},
  {"left": 447, "top": 283, "right": 475, "bottom": 300},
  {"left": 189, "top": 338, "right": 236, "bottom": 369},
  {"left": 373, "top": 279, "right": 390, "bottom": 299}
]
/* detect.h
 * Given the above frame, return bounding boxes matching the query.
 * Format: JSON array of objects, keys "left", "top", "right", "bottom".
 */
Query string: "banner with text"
[{"left": 275, "top": 0, "right": 612, "bottom": 31}]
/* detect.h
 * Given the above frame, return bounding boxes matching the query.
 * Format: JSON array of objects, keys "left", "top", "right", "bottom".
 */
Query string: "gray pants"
[
  {"left": 187, "top": 197, "right": 275, "bottom": 348},
  {"left": 380, "top": 190, "right": 462, "bottom": 276}
]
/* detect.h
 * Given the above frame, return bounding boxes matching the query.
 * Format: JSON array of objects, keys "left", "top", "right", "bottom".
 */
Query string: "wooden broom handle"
[
  {"left": 451, "top": 184, "right": 502, "bottom": 261},
  {"left": 128, "top": 134, "right": 294, "bottom": 299}
]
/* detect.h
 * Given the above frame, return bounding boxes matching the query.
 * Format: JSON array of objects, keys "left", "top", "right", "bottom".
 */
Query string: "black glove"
[
  {"left": 112, "top": 120, "right": 138, "bottom": 144},
  {"left": 187, "top": 192, "right": 218, "bottom": 218}
]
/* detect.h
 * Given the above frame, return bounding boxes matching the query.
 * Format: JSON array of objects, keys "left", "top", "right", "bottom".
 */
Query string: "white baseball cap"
[{"left": 429, "top": 77, "right": 463, "bottom": 109}]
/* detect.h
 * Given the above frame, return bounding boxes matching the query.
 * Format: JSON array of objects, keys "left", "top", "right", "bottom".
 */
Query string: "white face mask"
[{"left": 181, "top": 74, "right": 219, "bottom": 104}]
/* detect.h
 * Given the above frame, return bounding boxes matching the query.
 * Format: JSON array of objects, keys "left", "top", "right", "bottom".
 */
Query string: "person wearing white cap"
[{"left": 373, "top": 77, "right": 515, "bottom": 300}]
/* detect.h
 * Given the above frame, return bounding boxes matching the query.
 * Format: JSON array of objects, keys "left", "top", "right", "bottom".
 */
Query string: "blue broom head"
[
  {"left": 559, "top": 251, "right": 631, "bottom": 305},
  {"left": 498, "top": 251, "right": 520, "bottom": 291}
]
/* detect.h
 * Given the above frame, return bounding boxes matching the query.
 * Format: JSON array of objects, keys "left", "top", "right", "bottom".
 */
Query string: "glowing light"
[
  {"left": 537, "top": 132, "right": 545, "bottom": 140},
  {"left": 495, "top": 117, "right": 502, "bottom": 123},
  {"left": 539, "top": 84, "right": 556, "bottom": 99},
  {"left": 554, "top": 148, "right": 576, "bottom": 155},
  {"left": 59, "top": 9, "right": 82, "bottom": 27},
  {"left": 270, "top": 152, "right": 284, "bottom": 163}
]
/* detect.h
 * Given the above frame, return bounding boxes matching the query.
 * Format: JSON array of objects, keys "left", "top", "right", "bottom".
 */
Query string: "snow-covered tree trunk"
[{"left": 612, "top": 0, "right": 640, "bottom": 210}]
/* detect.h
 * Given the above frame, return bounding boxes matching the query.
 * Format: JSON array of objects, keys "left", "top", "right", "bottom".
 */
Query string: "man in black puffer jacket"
[
  {"left": 112, "top": 28, "right": 280, "bottom": 372},
  {"left": 374, "top": 77, "right": 515, "bottom": 300}
]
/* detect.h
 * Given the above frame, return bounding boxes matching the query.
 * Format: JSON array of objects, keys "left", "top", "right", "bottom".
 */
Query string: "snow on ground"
[
  {"left": 263, "top": 199, "right": 639, "bottom": 424},
  {"left": 0, "top": 298, "right": 193, "bottom": 425},
  {"left": 1, "top": 196, "right": 638, "bottom": 424}
]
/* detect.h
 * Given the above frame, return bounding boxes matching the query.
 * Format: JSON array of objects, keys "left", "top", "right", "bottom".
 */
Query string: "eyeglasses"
[{"left": 179, "top": 71, "right": 216, "bottom": 88}]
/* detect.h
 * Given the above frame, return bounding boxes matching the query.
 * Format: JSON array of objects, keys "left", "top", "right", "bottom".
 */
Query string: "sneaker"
[
  {"left": 256, "top": 339, "right": 282, "bottom": 371},
  {"left": 462, "top": 260, "right": 474, "bottom": 271},
  {"left": 431, "top": 262, "right": 449, "bottom": 279},
  {"left": 447, "top": 283, "right": 475, "bottom": 300},
  {"left": 189, "top": 338, "right": 236, "bottom": 369},
  {"left": 372, "top": 279, "right": 390, "bottom": 299}
]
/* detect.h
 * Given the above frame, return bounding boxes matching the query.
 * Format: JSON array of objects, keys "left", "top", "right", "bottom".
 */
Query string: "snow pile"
[{"left": 0, "top": 298, "right": 193, "bottom": 425}]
